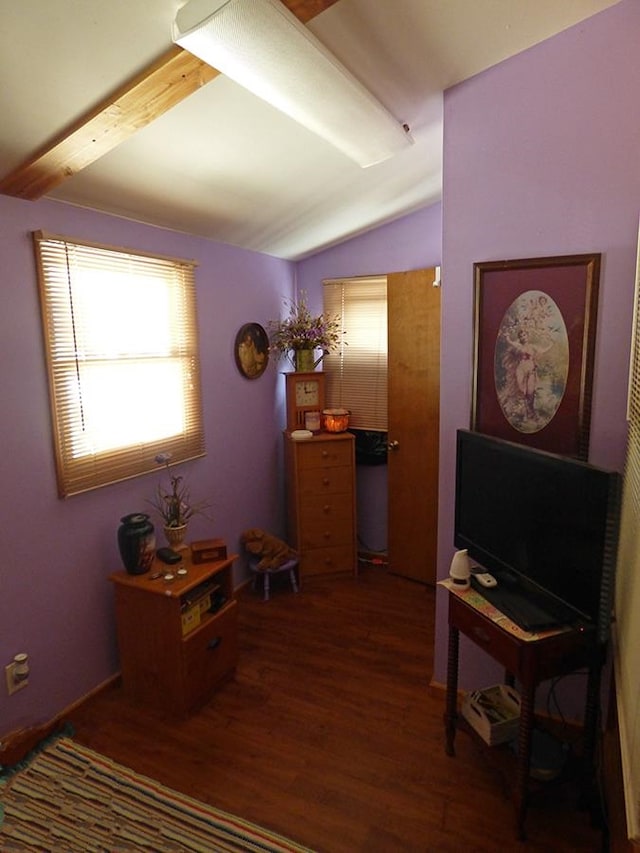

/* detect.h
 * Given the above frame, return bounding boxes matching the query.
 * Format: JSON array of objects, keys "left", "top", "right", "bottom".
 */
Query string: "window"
[
  {"left": 323, "top": 276, "right": 387, "bottom": 431},
  {"left": 33, "top": 231, "right": 205, "bottom": 497}
]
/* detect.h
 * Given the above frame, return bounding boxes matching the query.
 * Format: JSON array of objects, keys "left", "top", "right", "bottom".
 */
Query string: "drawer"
[
  {"left": 298, "top": 464, "right": 353, "bottom": 496},
  {"left": 300, "top": 490, "right": 353, "bottom": 520},
  {"left": 450, "top": 595, "right": 522, "bottom": 676},
  {"left": 296, "top": 439, "right": 352, "bottom": 470},
  {"left": 182, "top": 601, "right": 238, "bottom": 711},
  {"left": 299, "top": 494, "right": 353, "bottom": 548},
  {"left": 299, "top": 515, "right": 353, "bottom": 549},
  {"left": 301, "top": 545, "right": 355, "bottom": 575}
]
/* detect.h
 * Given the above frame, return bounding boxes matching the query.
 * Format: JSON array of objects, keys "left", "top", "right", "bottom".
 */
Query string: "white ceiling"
[{"left": 0, "top": 0, "right": 620, "bottom": 260}]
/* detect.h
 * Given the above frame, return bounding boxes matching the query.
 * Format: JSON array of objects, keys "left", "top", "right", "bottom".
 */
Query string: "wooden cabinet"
[
  {"left": 109, "top": 553, "right": 238, "bottom": 716},
  {"left": 285, "top": 431, "right": 357, "bottom": 577}
]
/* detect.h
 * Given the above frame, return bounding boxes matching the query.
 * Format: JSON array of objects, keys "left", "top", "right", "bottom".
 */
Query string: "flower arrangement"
[
  {"left": 148, "top": 453, "right": 212, "bottom": 528},
  {"left": 268, "top": 291, "right": 342, "bottom": 360}
]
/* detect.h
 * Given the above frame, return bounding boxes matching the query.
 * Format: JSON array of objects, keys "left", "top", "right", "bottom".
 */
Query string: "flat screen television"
[{"left": 454, "top": 430, "right": 621, "bottom": 642}]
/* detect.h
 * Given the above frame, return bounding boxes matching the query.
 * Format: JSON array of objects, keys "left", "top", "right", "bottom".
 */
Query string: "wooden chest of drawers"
[{"left": 284, "top": 431, "right": 357, "bottom": 577}]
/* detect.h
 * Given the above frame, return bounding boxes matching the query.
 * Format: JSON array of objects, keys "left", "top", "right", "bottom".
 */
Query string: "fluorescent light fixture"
[{"left": 172, "top": 0, "right": 413, "bottom": 167}]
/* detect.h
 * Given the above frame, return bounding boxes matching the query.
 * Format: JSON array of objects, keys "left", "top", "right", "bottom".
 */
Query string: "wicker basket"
[{"left": 163, "top": 523, "right": 188, "bottom": 550}]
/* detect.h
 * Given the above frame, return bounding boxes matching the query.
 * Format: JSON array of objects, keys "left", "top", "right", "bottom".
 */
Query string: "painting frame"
[
  {"left": 234, "top": 322, "right": 269, "bottom": 380},
  {"left": 472, "top": 253, "right": 601, "bottom": 460}
]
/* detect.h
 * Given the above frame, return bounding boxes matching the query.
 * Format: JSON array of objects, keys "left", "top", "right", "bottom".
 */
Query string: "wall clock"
[
  {"left": 285, "top": 371, "right": 326, "bottom": 431},
  {"left": 234, "top": 323, "right": 269, "bottom": 379}
]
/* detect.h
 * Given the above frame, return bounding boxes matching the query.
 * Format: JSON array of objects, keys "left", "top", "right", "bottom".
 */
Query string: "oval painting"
[{"left": 494, "top": 290, "right": 569, "bottom": 434}]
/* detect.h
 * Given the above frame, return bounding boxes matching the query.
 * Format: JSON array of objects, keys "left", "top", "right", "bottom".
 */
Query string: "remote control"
[{"left": 475, "top": 572, "right": 498, "bottom": 588}]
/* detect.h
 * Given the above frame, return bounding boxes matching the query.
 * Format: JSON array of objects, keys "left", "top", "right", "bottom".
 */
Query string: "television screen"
[{"left": 454, "top": 430, "right": 621, "bottom": 639}]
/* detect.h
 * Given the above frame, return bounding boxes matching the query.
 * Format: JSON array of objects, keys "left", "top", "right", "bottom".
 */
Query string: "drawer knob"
[
  {"left": 471, "top": 627, "right": 490, "bottom": 644},
  {"left": 322, "top": 477, "right": 330, "bottom": 486},
  {"left": 207, "top": 637, "right": 222, "bottom": 651},
  {"left": 321, "top": 450, "right": 329, "bottom": 458},
  {"left": 323, "top": 505, "right": 331, "bottom": 513},
  {"left": 323, "top": 531, "right": 331, "bottom": 540}
]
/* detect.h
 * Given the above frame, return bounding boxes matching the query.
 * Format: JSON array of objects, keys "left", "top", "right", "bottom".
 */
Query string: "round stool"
[{"left": 249, "top": 556, "right": 299, "bottom": 601}]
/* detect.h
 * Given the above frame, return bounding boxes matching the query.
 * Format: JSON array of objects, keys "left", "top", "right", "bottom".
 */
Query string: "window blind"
[
  {"left": 33, "top": 231, "right": 205, "bottom": 497},
  {"left": 323, "top": 276, "right": 387, "bottom": 431},
  {"left": 613, "top": 222, "right": 640, "bottom": 842}
]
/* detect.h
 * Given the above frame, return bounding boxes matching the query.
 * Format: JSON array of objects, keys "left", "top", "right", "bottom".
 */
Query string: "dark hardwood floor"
[{"left": 69, "top": 567, "right": 605, "bottom": 852}]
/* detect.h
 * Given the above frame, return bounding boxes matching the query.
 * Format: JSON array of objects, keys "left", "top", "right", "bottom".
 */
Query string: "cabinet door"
[{"left": 182, "top": 602, "right": 238, "bottom": 712}]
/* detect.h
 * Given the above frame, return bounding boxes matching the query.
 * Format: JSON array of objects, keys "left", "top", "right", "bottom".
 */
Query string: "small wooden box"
[{"left": 191, "top": 538, "right": 227, "bottom": 564}]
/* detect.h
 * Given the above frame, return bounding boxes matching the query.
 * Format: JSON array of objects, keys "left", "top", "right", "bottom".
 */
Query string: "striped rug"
[{"left": 0, "top": 735, "right": 313, "bottom": 852}]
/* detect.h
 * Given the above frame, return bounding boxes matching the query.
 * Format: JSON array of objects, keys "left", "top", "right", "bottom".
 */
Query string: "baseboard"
[
  {"left": 427, "top": 677, "right": 447, "bottom": 701},
  {"left": 357, "top": 550, "right": 388, "bottom": 568},
  {"left": 0, "top": 673, "right": 120, "bottom": 764},
  {"left": 603, "top": 675, "right": 640, "bottom": 852}
]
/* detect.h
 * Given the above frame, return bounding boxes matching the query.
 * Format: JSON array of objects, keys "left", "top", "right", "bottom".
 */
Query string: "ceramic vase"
[
  {"left": 294, "top": 348, "right": 316, "bottom": 372},
  {"left": 118, "top": 513, "right": 156, "bottom": 575}
]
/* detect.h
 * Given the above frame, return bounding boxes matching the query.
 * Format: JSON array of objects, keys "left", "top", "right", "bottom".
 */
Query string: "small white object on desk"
[
  {"left": 291, "top": 429, "right": 313, "bottom": 440},
  {"left": 475, "top": 572, "right": 498, "bottom": 588},
  {"left": 449, "top": 549, "right": 471, "bottom": 589}
]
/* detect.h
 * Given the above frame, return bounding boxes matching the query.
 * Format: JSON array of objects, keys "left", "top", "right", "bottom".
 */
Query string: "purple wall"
[
  {"left": 0, "top": 195, "right": 294, "bottom": 736},
  {"left": 297, "top": 204, "right": 442, "bottom": 288},
  {"left": 436, "top": 0, "right": 640, "bottom": 709}
]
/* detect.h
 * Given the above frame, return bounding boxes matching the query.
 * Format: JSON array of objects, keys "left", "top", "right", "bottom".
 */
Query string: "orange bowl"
[{"left": 323, "top": 408, "right": 350, "bottom": 433}]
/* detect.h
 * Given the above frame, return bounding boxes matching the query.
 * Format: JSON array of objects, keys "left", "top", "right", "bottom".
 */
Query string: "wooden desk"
[{"left": 443, "top": 582, "right": 602, "bottom": 840}]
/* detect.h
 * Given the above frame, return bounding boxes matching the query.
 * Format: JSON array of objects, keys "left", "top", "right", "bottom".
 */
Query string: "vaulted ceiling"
[{"left": 0, "top": 0, "right": 620, "bottom": 260}]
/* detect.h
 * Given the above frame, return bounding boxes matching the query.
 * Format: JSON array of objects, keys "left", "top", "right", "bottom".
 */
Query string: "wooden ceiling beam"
[
  {"left": 0, "top": 47, "right": 219, "bottom": 200},
  {"left": 0, "top": 0, "right": 340, "bottom": 200},
  {"left": 281, "top": 0, "right": 339, "bottom": 23}
]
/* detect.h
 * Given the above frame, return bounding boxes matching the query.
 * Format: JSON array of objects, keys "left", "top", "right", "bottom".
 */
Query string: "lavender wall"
[
  {"left": 297, "top": 204, "right": 443, "bottom": 553},
  {"left": 0, "top": 195, "right": 294, "bottom": 736},
  {"left": 436, "top": 0, "right": 640, "bottom": 708},
  {"left": 297, "top": 204, "right": 442, "bottom": 288}
]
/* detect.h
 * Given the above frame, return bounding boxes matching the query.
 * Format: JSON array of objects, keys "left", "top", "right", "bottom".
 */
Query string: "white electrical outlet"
[{"left": 5, "top": 661, "right": 28, "bottom": 695}]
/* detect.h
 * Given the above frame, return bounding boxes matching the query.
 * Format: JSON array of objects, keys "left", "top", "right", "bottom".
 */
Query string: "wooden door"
[{"left": 387, "top": 269, "right": 440, "bottom": 585}]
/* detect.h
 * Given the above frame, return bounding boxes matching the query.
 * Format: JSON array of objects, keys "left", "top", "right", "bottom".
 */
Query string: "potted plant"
[
  {"left": 148, "top": 453, "right": 212, "bottom": 549},
  {"left": 268, "top": 291, "right": 342, "bottom": 371}
]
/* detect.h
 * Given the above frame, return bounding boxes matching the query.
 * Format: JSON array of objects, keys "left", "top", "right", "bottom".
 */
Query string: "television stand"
[{"left": 443, "top": 582, "right": 603, "bottom": 841}]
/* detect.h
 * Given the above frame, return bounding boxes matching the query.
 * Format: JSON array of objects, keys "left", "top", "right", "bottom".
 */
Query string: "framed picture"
[
  {"left": 234, "top": 323, "right": 269, "bottom": 379},
  {"left": 472, "top": 253, "right": 601, "bottom": 460}
]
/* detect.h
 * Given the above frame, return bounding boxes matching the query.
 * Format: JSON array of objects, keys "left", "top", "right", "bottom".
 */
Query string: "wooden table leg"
[
  {"left": 445, "top": 625, "right": 459, "bottom": 757},
  {"left": 579, "top": 654, "right": 603, "bottom": 820},
  {"left": 514, "top": 680, "right": 535, "bottom": 840}
]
